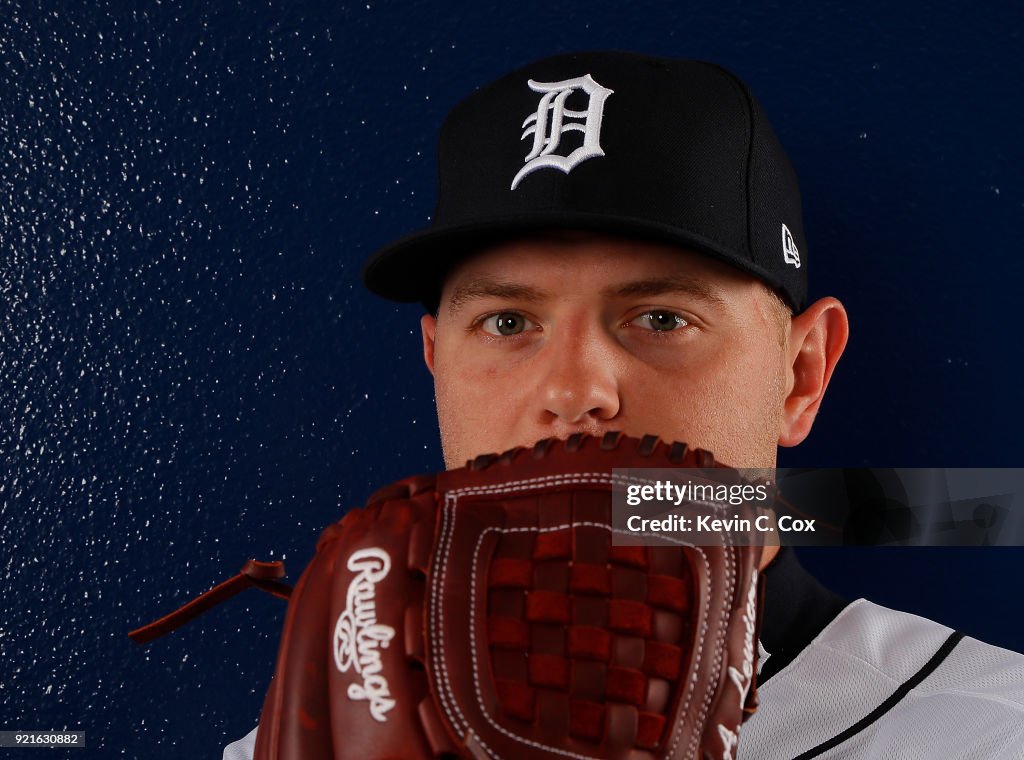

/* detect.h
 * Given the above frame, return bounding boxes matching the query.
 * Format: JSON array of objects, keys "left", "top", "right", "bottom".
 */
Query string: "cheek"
[
  {"left": 433, "top": 368, "right": 481, "bottom": 467},
  {"left": 624, "top": 342, "right": 785, "bottom": 467},
  {"left": 434, "top": 351, "right": 518, "bottom": 419},
  {"left": 431, "top": 348, "right": 530, "bottom": 467},
  {"left": 707, "top": 346, "right": 787, "bottom": 466}
]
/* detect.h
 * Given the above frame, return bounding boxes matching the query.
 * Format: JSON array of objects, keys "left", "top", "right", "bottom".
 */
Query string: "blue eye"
[
  {"left": 637, "top": 311, "right": 688, "bottom": 331},
  {"left": 480, "top": 312, "right": 535, "bottom": 336}
]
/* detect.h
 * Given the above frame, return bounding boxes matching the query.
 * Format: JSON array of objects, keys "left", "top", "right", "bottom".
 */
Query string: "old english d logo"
[{"left": 511, "top": 74, "right": 614, "bottom": 190}]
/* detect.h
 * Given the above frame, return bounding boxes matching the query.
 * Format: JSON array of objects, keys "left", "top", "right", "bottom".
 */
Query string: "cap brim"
[{"left": 362, "top": 212, "right": 796, "bottom": 311}]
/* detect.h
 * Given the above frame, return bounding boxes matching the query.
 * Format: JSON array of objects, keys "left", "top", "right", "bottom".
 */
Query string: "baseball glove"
[{"left": 253, "top": 432, "right": 766, "bottom": 760}]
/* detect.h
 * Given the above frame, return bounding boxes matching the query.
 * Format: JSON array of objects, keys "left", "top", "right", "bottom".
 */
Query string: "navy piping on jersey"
[{"left": 788, "top": 630, "right": 966, "bottom": 759}]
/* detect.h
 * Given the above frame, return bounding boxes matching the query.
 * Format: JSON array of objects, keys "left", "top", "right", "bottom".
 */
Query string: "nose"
[{"left": 538, "top": 324, "right": 621, "bottom": 426}]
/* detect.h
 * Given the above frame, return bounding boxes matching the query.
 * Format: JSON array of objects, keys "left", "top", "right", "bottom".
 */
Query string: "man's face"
[{"left": 421, "top": 235, "right": 794, "bottom": 470}]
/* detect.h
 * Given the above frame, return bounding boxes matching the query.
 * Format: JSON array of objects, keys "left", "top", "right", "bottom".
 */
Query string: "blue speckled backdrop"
[{"left": 2, "top": 1, "right": 1021, "bottom": 756}]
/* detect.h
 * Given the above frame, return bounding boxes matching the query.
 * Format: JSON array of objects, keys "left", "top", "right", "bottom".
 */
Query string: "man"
[{"left": 225, "top": 51, "right": 1024, "bottom": 759}]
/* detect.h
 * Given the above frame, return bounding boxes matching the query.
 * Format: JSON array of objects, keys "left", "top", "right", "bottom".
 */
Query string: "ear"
[
  {"left": 421, "top": 313, "right": 438, "bottom": 376},
  {"left": 778, "top": 297, "right": 849, "bottom": 447}
]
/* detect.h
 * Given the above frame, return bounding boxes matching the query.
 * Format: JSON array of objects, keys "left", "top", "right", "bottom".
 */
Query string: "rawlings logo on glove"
[{"left": 333, "top": 547, "right": 397, "bottom": 722}]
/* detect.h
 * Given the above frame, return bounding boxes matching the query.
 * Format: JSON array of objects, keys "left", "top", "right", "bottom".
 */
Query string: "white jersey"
[
  {"left": 223, "top": 550, "right": 1024, "bottom": 760},
  {"left": 738, "top": 599, "right": 1024, "bottom": 759},
  {"left": 223, "top": 727, "right": 256, "bottom": 760}
]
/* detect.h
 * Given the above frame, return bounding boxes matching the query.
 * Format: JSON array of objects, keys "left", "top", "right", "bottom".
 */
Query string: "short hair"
[{"left": 765, "top": 286, "right": 793, "bottom": 346}]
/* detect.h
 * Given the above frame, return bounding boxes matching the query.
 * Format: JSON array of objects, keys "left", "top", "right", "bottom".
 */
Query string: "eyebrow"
[
  {"left": 445, "top": 273, "right": 727, "bottom": 315},
  {"left": 604, "top": 276, "right": 727, "bottom": 306},
  {"left": 447, "top": 277, "right": 551, "bottom": 315}
]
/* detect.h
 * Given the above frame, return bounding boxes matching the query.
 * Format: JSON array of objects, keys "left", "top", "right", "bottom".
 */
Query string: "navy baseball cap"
[{"left": 362, "top": 51, "right": 809, "bottom": 313}]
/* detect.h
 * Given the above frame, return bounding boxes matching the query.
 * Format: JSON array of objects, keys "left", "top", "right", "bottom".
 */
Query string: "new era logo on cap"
[
  {"left": 511, "top": 74, "right": 614, "bottom": 190},
  {"left": 782, "top": 223, "right": 801, "bottom": 268}
]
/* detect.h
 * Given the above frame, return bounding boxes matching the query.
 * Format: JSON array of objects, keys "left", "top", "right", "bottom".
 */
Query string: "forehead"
[{"left": 439, "top": 233, "right": 766, "bottom": 306}]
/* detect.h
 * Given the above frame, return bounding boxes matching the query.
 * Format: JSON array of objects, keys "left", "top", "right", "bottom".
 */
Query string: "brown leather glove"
[{"left": 254, "top": 432, "right": 765, "bottom": 760}]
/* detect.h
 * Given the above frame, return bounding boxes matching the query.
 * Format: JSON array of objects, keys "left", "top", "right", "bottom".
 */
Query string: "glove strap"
[{"left": 128, "top": 559, "right": 291, "bottom": 644}]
